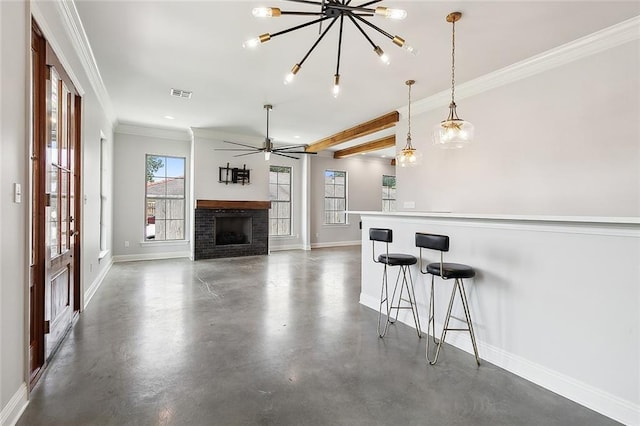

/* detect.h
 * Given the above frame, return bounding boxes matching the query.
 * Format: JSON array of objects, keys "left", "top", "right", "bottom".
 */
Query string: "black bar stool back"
[
  {"left": 416, "top": 232, "right": 480, "bottom": 365},
  {"left": 370, "top": 228, "right": 421, "bottom": 338}
]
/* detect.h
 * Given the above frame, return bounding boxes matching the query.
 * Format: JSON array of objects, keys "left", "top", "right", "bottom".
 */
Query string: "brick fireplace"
[{"left": 194, "top": 200, "right": 270, "bottom": 260}]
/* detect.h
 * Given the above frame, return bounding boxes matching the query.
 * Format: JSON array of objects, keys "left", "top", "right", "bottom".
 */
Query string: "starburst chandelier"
[{"left": 243, "top": 1, "right": 416, "bottom": 97}]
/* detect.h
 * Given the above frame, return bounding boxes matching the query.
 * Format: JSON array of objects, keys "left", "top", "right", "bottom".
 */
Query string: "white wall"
[
  {"left": 112, "top": 125, "right": 191, "bottom": 261},
  {"left": 310, "top": 153, "right": 395, "bottom": 247},
  {"left": 191, "top": 129, "right": 271, "bottom": 203},
  {"left": 1, "top": 1, "right": 115, "bottom": 423},
  {"left": 0, "top": 1, "right": 29, "bottom": 421},
  {"left": 396, "top": 39, "right": 640, "bottom": 217}
]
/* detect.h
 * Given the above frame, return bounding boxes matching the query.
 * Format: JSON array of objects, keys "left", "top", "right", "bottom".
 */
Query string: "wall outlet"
[
  {"left": 89, "top": 263, "right": 93, "bottom": 272},
  {"left": 124, "top": 240, "right": 130, "bottom": 248},
  {"left": 403, "top": 201, "right": 416, "bottom": 209}
]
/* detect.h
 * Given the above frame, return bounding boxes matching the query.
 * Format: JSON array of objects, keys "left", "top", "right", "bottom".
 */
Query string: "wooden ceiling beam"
[
  {"left": 333, "top": 135, "right": 396, "bottom": 159},
  {"left": 305, "top": 111, "right": 399, "bottom": 153}
]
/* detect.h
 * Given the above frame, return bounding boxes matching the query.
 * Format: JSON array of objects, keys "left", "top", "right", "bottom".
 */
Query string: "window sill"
[
  {"left": 270, "top": 234, "right": 299, "bottom": 240},
  {"left": 322, "top": 223, "right": 350, "bottom": 227}
]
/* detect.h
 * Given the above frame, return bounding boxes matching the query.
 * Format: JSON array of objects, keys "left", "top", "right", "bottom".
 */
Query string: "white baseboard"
[
  {"left": 1, "top": 383, "right": 28, "bottom": 426},
  {"left": 83, "top": 257, "right": 113, "bottom": 310},
  {"left": 311, "top": 240, "right": 361, "bottom": 249},
  {"left": 359, "top": 293, "right": 639, "bottom": 426},
  {"left": 112, "top": 251, "right": 190, "bottom": 263},
  {"left": 270, "top": 243, "right": 305, "bottom": 252}
]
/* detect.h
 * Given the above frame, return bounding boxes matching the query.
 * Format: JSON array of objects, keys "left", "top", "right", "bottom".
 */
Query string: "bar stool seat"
[
  {"left": 426, "top": 263, "right": 475, "bottom": 279},
  {"left": 370, "top": 228, "right": 421, "bottom": 339},
  {"left": 378, "top": 253, "right": 417, "bottom": 266}
]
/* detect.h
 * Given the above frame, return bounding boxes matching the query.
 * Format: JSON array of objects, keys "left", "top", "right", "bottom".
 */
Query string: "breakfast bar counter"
[{"left": 350, "top": 211, "right": 640, "bottom": 424}]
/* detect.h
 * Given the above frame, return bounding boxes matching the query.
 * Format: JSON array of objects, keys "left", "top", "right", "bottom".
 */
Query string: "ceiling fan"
[{"left": 216, "top": 104, "right": 317, "bottom": 160}]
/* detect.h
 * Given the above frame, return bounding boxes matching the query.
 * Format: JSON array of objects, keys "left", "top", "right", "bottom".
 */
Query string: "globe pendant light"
[
  {"left": 396, "top": 79, "right": 421, "bottom": 167},
  {"left": 433, "top": 12, "right": 474, "bottom": 148}
]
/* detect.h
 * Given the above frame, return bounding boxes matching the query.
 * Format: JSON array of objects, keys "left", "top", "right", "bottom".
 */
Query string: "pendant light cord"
[
  {"left": 451, "top": 18, "right": 456, "bottom": 106},
  {"left": 407, "top": 81, "right": 412, "bottom": 143}
]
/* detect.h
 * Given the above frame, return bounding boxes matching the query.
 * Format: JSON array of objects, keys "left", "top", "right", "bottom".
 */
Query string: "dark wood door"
[{"left": 30, "top": 21, "right": 82, "bottom": 383}]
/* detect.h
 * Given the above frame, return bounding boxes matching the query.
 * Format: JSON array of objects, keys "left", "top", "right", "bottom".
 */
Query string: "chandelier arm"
[
  {"left": 351, "top": 13, "right": 393, "bottom": 40},
  {"left": 326, "top": 4, "right": 375, "bottom": 14},
  {"left": 297, "top": 16, "right": 340, "bottom": 66},
  {"left": 280, "top": 11, "right": 325, "bottom": 16},
  {"left": 346, "top": 14, "right": 376, "bottom": 48},
  {"left": 335, "top": 14, "right": 345, "bottom": 76},
  {"left": 271, "top": 16, "right": 332, "bottom": 38},
  {"left": 356, "top": 0, "right": 384, "bottom": 8},
  {"left": 283, "top": 0, "right": 324, "bottom": 6}
]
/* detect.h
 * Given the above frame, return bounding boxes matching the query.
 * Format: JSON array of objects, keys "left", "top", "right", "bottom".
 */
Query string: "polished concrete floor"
[{"left": 19, "top": 247, "right": 618, "bottom": 425}]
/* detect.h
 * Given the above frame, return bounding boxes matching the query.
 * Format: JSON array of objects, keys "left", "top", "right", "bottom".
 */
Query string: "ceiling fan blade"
[
  {"left": 274, "top": 150, "right": 316, "bottom": 154},
  {"left": 223, "top": 140, "right": 262, "bottom": 150},
  {"left": 214, "top": 148, "right": 259, "bottom": 152},
  {"left": 273, "top": 144, "right": 308, "bottom": 151},
  {"left": 273, "top": 152, "right": 301, "bottom": 160},
  {"left": 234, "top": 151, "right": 261, "bottom": 158}
]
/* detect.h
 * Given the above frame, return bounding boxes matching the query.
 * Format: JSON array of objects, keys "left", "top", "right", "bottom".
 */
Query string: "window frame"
[
  {"left": 382, "top": 174, "right": 396, "bottom": 212},
  {"left": 269, "top": 165, "right": 293, "bottom": 237},
  {"left": 324, "top": 169, "right": 348, "bottom": 225},
  {"left": 144, "top": 154, "right": 186, "bottom": 242}
]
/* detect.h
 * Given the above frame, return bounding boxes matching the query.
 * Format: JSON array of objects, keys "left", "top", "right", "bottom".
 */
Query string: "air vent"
[{"left": 170, "top": 88, "right": 192, "bottom": 99}]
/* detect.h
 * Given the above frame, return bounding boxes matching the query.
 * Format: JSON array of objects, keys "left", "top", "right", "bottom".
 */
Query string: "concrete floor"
[{"left": 18, "top": 247, "right": 618, "bottom": 425}]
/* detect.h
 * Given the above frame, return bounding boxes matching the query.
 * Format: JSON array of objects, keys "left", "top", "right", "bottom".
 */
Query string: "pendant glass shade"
[{"left": 396, "top": 142, "right": 422, "bottom": 167}]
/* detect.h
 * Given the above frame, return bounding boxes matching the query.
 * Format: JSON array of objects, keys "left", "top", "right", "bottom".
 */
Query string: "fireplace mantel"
[{"left": 196, "top": 200, "right": 271, "bottom": 210}]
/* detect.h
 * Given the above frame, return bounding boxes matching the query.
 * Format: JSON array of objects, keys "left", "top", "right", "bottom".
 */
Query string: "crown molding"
[
  {"left": 400, "top": 15, "right": 640, "bottom": 116},
  {"left": 115, "top": 123, "right": 191, "bottom": 142},
  {"left": 31, "top": 2, "right": 85, "bottom": 96},
  {"left": 53, "top": 0, "right": 117, "bottom": 126}
]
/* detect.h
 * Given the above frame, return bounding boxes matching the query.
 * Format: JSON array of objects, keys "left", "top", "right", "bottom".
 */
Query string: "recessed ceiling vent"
[{"left": 170, "top": 88, "right": 192, "bottom": 99}]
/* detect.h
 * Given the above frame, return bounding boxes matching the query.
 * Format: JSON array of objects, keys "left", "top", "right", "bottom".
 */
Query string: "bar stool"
[
  {"left": 415, "top": 233, "right": 480, "bottom": 365},
  {"left": 370, "top": 228, "right": 422, "bottom": 338}
]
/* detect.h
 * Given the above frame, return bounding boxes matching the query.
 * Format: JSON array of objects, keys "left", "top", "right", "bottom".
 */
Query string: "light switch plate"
[{"left": 14, "top": 183, "right": 22, "bottom": 203}]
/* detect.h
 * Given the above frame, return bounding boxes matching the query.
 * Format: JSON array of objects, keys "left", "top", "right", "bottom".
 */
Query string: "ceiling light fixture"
[
  {"left": 433, "top": 12, "right": 474, "bottom": 148},
  {"left": 216, "top": 105, "right": 317, "bottom": 161},
  {"left": 244, "top": 1, "right": 416, "bottom": 97},
  {"left": 396, "top": 79, "right": 421, "bottom": 167}
]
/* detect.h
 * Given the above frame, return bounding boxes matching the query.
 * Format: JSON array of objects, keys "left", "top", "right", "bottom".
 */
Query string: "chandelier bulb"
[
  {"left": 392, "top": 36, "right": 418, "bottom": 55},
  {"left": 284, "top": 64, "right": 301, "bottom": 85},
  {"left": 374, "top": 7, "right": 407, "bottom": 20},
  {"left": 332, "top": 74, "right": 341, "bottom": 98},
  {"left": 252, "top": 7, "right": 281, "bottom": 18},
  {"left": 242, "top": 33, "right": 271, "bottom": 49},
  {"left": 374, "top": 46, "right": 390, "bottom": 65}
]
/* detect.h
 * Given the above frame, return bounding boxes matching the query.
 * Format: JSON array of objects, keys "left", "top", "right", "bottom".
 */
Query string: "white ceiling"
[{"left": 74, "top": 0, "right": 639, "bottom": 157}]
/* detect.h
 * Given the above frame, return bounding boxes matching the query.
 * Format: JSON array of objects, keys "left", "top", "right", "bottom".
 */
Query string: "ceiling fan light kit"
[
  {"left": 433, "top": 11, "right": 474, "bottom": 148},
  {"left": 244, "top": 0, "right": 415, "bottom": 96}
]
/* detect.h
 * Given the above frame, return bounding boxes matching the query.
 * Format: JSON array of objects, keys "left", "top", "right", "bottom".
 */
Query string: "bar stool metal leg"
[
  {"left": 378, "top": 264, "right": 392, "bottom": 338},
  {"left": 427, "top": 278, "right": 480, "bottom": 365}
]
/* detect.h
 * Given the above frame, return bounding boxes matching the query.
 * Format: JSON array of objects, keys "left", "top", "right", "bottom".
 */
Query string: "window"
[
  {"left": 269, "top": 165, "right": 292, "bottom": 236},
  {"left": 382, "top": 175, "right": 396, "bottom": 212},
  {"left": 145, "top": 155, "right": 185, "bottom": 241},
  {"left": 99, "top": 137, "right": 108, "bottom": 252},
  {"left": 324, "top": 170, "right": 347, "bottom": 224}
]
